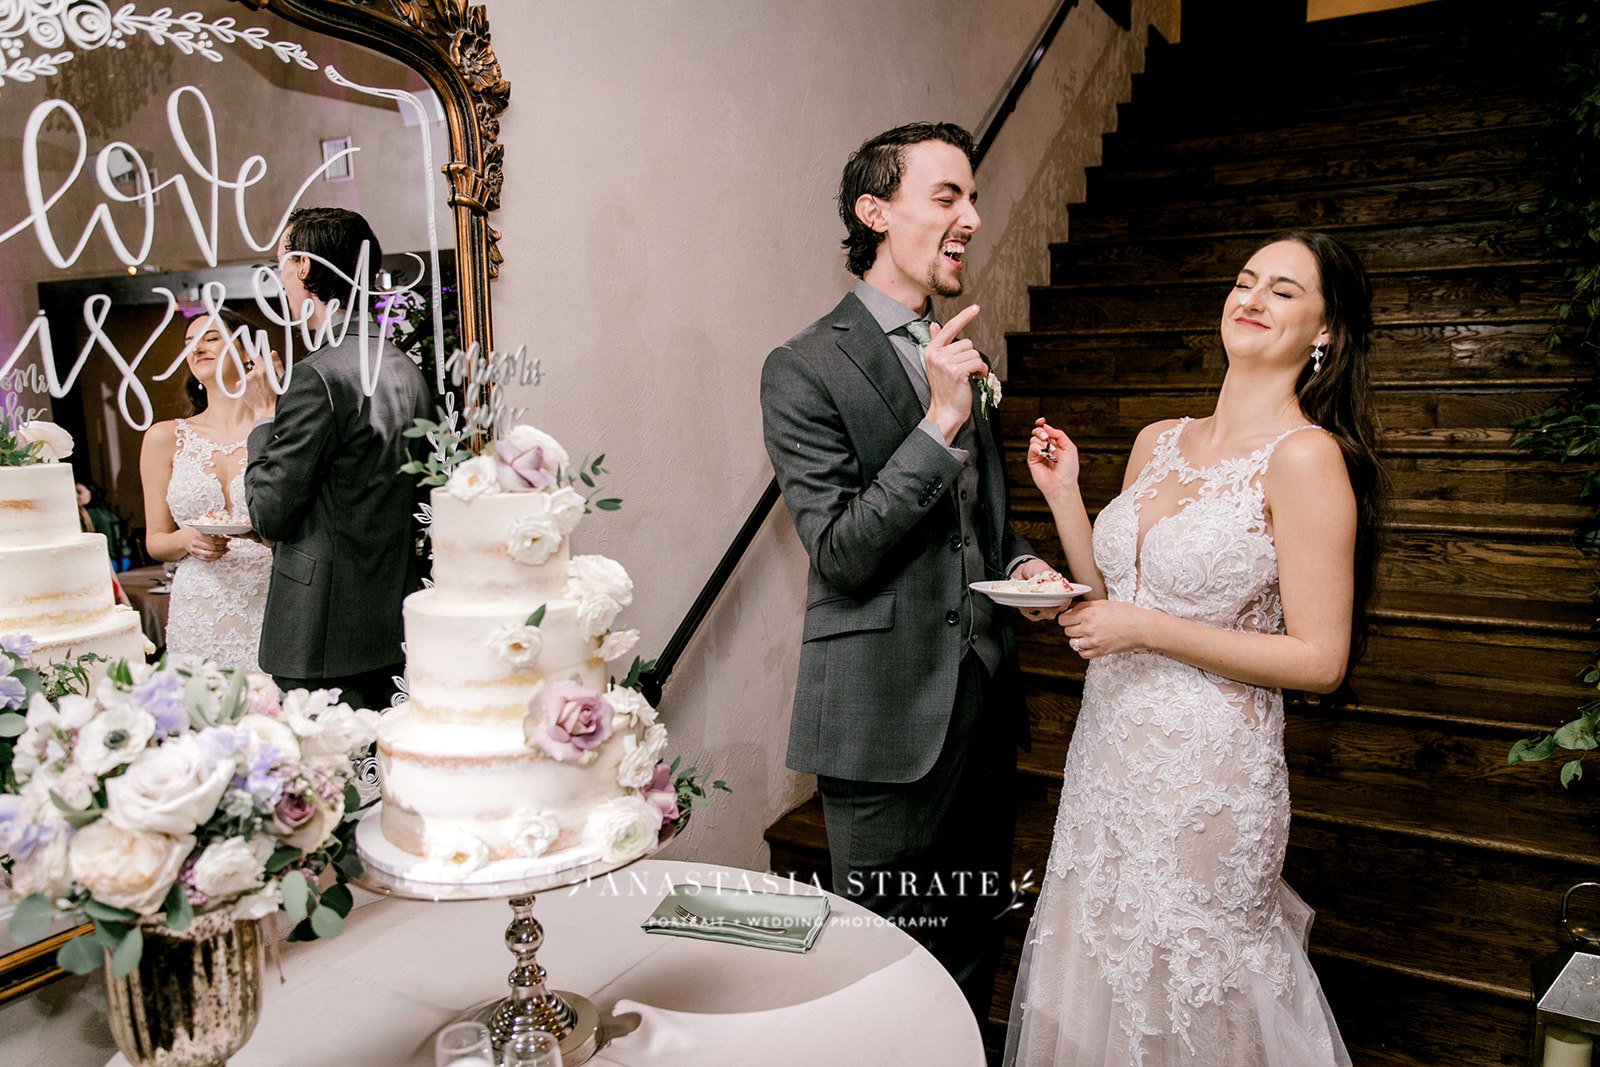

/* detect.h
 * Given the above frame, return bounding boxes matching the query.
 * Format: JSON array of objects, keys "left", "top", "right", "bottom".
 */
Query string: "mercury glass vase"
[{"left": 103, "top": 910, "right": 264, "bottom": 1067}]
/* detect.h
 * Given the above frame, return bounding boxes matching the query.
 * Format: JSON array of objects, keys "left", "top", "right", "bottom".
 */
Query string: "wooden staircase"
[{"left": 767, "top": 3, "right": 1598, "bottom": 1063}]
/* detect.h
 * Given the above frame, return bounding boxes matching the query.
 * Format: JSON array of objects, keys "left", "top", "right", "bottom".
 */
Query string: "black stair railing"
[{"left": 637, "top": 0, "right": 1128, "bottom": 705}]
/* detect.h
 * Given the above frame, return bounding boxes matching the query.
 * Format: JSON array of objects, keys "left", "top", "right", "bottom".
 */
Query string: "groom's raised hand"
[{"left": 924, "top": 304, "right": 986, "bottom": 443}]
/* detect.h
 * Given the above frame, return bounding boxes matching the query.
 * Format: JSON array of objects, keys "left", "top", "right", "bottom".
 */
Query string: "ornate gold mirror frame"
[
  {"left": 0, "top": 0, "right": 508, "bottom": 1004},
  {"left": 242, "top": 0, "right": 509, "bottom": 353}
]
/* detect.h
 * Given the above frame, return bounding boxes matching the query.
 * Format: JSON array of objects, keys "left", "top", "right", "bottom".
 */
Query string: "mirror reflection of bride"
[{"left": 138, "top": 309, "right": 273, "bottom": 670}]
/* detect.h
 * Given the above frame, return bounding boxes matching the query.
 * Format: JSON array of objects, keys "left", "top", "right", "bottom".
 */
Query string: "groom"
[
  {"left": 760, "top": 122, "right": 1054, "bottom": 1017},
  {"left": 242, "top": 207, "right": 432, "bottom": 708}
]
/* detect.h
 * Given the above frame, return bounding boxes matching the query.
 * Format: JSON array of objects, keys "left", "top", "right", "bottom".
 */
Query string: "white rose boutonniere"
[{"left": 974, "top": 372, "right": 1002, "bottom": 418}]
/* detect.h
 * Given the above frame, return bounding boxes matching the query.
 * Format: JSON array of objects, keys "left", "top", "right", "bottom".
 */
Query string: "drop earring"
[{"left": 1311, "top": 342, "right": 1325, "bottom": 374}]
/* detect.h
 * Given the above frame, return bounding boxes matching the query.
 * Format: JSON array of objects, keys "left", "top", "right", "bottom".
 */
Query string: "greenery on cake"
[{"left": 0, "top": 640, "right": 376, "bottom": 976}]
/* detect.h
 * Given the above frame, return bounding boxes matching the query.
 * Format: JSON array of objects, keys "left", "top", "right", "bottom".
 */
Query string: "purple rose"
[
  {"left": 495, "top": 439, "right": 556, "bottom": 490},
  {"left": 524, "top": 681, "right": 613, "bottom": 763},
  {"left": 643, "top": 762, "right": 679, "bottom": 826}
]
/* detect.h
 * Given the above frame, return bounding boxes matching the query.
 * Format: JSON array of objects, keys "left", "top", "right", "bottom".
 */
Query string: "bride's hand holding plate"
[{"left": 1060, "top": 599, "right": 1147, "bottom": 659}]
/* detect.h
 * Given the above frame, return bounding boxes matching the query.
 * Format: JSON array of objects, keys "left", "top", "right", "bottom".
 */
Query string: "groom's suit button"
[
  {"left": 945, "top": 610, "right": 960, "bottom": 625},
  {"left": 948, "top": 533, "right": 962, "bottom": 551}
]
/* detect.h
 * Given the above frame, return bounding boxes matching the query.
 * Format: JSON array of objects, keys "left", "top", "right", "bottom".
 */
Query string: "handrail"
[{"left": 637, "top": 0, "right": 1123, "bottom": 703}]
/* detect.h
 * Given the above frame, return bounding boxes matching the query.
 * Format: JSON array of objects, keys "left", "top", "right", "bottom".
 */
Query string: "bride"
[
  {"left": 1005, "top": 230, "right": 1384, "bottom": 1065},
  {"left": 139, "top": 309, "right": 273, "bottom": 671}
]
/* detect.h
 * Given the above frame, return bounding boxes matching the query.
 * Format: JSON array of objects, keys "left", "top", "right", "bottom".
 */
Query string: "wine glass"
[
  {"left": 502, "top": 1030, "right": 564, "bottom": 1067},
  {"left": 434, "top": 1021, "right": 494, "bottom": 1067}
]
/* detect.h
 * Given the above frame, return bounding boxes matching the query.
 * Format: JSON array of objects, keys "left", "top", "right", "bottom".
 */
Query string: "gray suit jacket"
[
  {"left": 245, "top": 327, "right": 432, "bottom": 680},
  {"left": 761, "top": 292, "right": 1030, "bottom": 784}
]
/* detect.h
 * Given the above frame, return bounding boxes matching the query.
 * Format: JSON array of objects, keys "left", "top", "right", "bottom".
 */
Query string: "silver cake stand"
[{"left": 352, "top": 803, "right": 676, "bottom": 1065}]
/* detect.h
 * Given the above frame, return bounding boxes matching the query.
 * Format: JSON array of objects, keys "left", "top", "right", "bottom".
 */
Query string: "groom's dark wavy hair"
[
  {"left": 838, "top": 122, "right": 975, "bottom": 278},
  {"left": 282, "top": 207, "right": 383, "bottom": 305}
]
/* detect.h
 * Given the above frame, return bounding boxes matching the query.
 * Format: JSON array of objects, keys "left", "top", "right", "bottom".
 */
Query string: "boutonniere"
[{"left": 974, "top": 372, "right": 1002, "bottom": 419}]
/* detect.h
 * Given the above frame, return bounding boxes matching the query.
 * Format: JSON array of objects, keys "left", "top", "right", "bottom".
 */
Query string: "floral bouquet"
[{"left": 0, "top": 638, "right": 378, "bottom": 977}]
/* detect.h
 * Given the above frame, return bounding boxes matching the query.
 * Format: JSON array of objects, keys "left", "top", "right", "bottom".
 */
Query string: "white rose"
[
  {"left": 567, "top": 555, "right": 633, "bottom": 605},
  {"left": 546, "top": 486, "right": 586, "bottom": 535},
  {"left": 10, "top": 823, "right": 73, "bottom": 902},
  {"left": 445, "top": 455, "right": 499, "bottom": 501},
  {"left": 596, "top": 629, "right": 639, "bottom": 662},
  {"left": 502, "top": 424, "right": 570, "bottom": 477},
  {"left": 238, "top": 712, "right": 302, "bottom": 762},
  {"left": 511, "top": 812, "right": 560, "bottom": 858},
  {"left": 606, "top": 686, "right": 658, "bottom": 730},
  {"left": 232, "top": 882, "right": 283, "bottom": 922},
  {"left": 288, "top": 702, "right": 378, "bottom": 762},
  {"left": 74, "top": 705, "right": 156, "bottom": 776},
  {"left": 53, "top": 693, "right": 98, "bottom": 731},
  {"left": 424, "top": 830, "right": 489, "bottom": 874},
  {"left": 107, "top": 735, "right": 233, "bottom": 836},
  {"left": 574, "top": 595, "right": 624, "bottom": 640},
  {"left": 506, "top": 498, "right": 563, "bottom": 565},
  {"left": 190, "top": 835, "right": 274, "bottom": 900},
  {"left": 16, "top": 420, "right": 73, "bottom": 462},
  {"left": 68, "top": 820, "right": 195, "bottom": 915},
  {"left": 617, "top": 724, "right": 669, "bottom": 789},
  {"left": 583, "top": 796, "right": 661, "bottom": 863},
  {"left": 489, "top": 623, "right": 543, "bottom": 668}
]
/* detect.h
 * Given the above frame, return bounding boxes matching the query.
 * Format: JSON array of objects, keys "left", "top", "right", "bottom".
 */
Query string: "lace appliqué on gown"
[
  {"left": 1005, "top": 418, "right": 1351, "bottom": 1067},
  {"left": 163, "top": 420, "right": 271, "bottom": 672}
]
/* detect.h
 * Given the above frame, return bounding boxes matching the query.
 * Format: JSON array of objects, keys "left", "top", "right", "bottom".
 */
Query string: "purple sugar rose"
[
  {"left": 524, "top": 681, "right": 613, "bottom": 763},
  {"left": 495, "top": 439, "right": 556, "bottom": 490},
  {"left": 643, "top": 762, "right": 679, "bottom": 826}
]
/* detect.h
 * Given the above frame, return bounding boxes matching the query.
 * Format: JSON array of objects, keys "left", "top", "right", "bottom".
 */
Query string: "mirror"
[{"left": 0, "top": 0, "right": 507, "bottom": 1001}]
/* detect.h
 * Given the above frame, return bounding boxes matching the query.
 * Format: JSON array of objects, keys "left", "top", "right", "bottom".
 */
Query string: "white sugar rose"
[
  {"left": 511, "top": 812, "right": 560, "bottom": 858},
  {"left": 445, "top": 454, "right": 499, "bottom": 500},
  {"left": 16, "top": 420, "right": 73, "bottom": 462},
  {"left": 567, "top": 555, "right": 633, "bottom": 605},
  {"left": 547, "top": 486, "right": 586, "bottom": 535},
  {"left": 191, "top": 835, "right": 274, "bottom": 900},
  {"left": 584, "top": 796, "right": 662, "bottom": 863},
  {"left": 238, "top": 712, "right": 301, "bottom": 763},
  {"left": 107, "top": 735, "right": 233, "bottom": 836},
  {"left": 425, "top": 830, "right": 489, "bottom": 874},
  {"left": 74, "top": 705, "right": 156, "bottom": 775},
  {"left": 574, "top": 596, "right": 624, "bottom": 641},
  {"left": 596, "top": 629, "right": 639, "bottom": 662},
  {"left": 502, "top": 424, "right": 570, "bottom": 478},
  {"left": 68, "top": 821, "right": 195, "bottom": 915},
  {"left": 617, "top": 724, "right": 669, "bottom": 789},
  {"left": 233, "top": 882, "right": 283, "bottom": 922},
  {"left": 489, "top": 623, "right": 543, "bottom": 667},
  {"left": 506, "top": 498, "right": 564, "bottom": 565},
  {"left": 606, "top": 685, "right": 658, "bottom": 730}
]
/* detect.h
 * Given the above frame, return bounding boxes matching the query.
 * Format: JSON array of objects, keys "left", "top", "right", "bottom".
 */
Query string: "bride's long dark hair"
[{"left": 1272, "top": 229, "right": 1388, "bottom": 677}]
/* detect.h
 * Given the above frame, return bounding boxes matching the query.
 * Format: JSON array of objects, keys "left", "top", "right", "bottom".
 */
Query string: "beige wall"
[{"left": 485, "top": 0, "right": 1175, "bottom": 870}]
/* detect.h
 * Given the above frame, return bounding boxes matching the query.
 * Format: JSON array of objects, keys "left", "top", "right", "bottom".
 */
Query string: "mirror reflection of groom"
[
  {"left": 760, "top": 122, "right": 1057, "bottom": 1018},
  {"left": 242, "top": 207, "right": 432, "bottom": 709}
]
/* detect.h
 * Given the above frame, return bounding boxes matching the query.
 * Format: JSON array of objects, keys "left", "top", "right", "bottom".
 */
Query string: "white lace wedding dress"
[
  {"left": 163, "top": 419, "right": 271, "bottom": 671},
  {"left": 1004, "top": 418, "right": 1351, "bottom": 1066}
]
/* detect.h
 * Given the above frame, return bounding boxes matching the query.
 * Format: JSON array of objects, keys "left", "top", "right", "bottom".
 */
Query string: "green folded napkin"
[{"left": 641, "top": 882, "right": 830, "bottom": 953}]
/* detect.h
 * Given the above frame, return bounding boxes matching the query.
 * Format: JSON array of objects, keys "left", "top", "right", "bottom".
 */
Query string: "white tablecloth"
[{"left": 0, "top": 859, "right": 984, "bottom": 1066}]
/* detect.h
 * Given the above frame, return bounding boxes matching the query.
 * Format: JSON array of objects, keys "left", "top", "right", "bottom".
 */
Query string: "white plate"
[
  {"left": 188, "top": 523, "right": 253, "bottom": 537},
  {"left": 969, "top": 580, "right": 1091, "bottom": 608}
]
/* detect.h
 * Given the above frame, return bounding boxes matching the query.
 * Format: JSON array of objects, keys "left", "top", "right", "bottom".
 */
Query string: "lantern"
[{"left": 1534, "top": 883, "right": 1600, "bottom": 1066}]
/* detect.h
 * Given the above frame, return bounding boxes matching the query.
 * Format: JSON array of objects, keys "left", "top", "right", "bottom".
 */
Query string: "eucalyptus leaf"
[
  {"left": 265, "top": 844, "right": 302, "bottom": 874},
  {"left": 320, "top": 883, "right": 354, "bottom": 917},
  {"left": 309, "top": 905, "right": 344, "bottom": 940},
  {"left": 8, "top": 893, "right": 53, "bottom": 943},
  {"left": 81, "top": 899, "right": 139, "bottom": 924},
  {"left": 56, "top": 933, "right": 103, "bottom": 975},
  {"left": 163, "top": 884, "right": 194, "bottom": 932},
  {"left": 0, "top": 711, "right": 24, "bottom": 737},
  {"left": 281, "top": 870, "right": 310, "bottom": 924},
  {"left": 109, "top": 925, "right": 144, "bottom": 979}
]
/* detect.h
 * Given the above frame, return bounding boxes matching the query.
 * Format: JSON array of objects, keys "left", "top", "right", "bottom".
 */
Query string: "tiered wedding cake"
[
  {"left": 375, "top": 425, "right": 672, "bottom": 876},
  {"left": 0, "top": 426, "right": 148, "bottom": 669}
]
